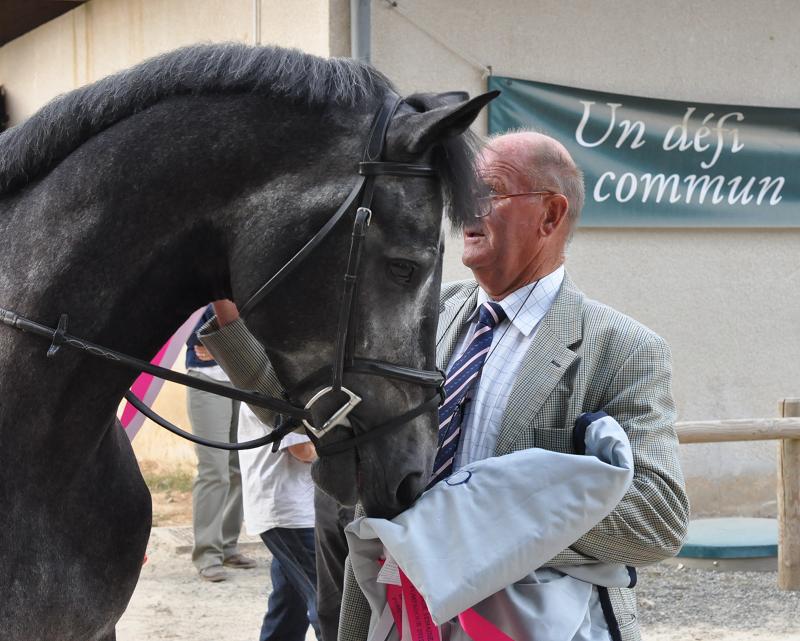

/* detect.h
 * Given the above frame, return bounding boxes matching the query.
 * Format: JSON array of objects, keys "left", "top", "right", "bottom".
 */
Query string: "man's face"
[{"left": 462, "top": 147, "right": 547, "bottom": 290}]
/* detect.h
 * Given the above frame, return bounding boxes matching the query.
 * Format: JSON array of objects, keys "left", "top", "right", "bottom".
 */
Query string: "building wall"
[
  {"left": 370, "top": 0, "right": 800, "bottom": 516},
  {"left": 0, "top": 0, "right": 346, "bottom": 125}
]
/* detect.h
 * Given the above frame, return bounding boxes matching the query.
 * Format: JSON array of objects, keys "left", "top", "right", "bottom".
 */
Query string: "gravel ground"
[
  {"left": 637, "top": 563, "right": 800, "bottom": 640},
  {"left": 118, "top": 527, "right": 800, "bottom": 640}
]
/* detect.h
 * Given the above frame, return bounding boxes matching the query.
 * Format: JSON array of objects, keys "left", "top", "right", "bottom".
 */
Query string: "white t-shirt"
[
  {"left": 186, "top": 364, "right": 230, "bottom": 382},
  {"left": 237, "top": 405, "right": 316, "bottom": 535}
]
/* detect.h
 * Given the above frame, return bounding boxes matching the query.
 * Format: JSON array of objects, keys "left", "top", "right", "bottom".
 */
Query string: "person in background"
[
  {"left": 199, "top": 302, "right": 331, "bottom": 640},
  {"left": 236, "top": 403, "right": 321, "bottom": 641},
  {"left": 186, "top": 304, "right": 256, "bottom": 582}
]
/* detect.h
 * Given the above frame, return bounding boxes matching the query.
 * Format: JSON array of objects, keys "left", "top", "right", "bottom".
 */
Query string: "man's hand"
[
  {"left": 212, "top": 299, "right": 239, "bottom": 327},
  {"left": 193, "top": 344, "right": 215, "bottom": 362},
  {"left": 287, "top": 442, "right": 317, "bottom": 463}
]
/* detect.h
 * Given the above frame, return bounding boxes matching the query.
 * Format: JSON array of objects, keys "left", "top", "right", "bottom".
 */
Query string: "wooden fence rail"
[
  {"left": 673, "top": 399, "right": 800, "bottom": 590},
  {"left": 675, "top": 417, "right": 800, "bottom": 444}
]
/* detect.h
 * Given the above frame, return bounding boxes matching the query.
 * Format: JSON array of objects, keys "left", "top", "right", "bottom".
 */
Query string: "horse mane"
[
  {"left": 0, "top": 43, "right": 393, "bottom": 195},
  {"left": 0, "top": 43, "right": 481, "bottom": 228}
]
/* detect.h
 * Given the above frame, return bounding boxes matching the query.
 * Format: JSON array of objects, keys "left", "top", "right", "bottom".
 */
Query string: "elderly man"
[
  {"left": 203, "top": 131, "right": 689, "bottom": 641},
  {"left": 336, "top": 131, "right": 688, "bottom": 641}
]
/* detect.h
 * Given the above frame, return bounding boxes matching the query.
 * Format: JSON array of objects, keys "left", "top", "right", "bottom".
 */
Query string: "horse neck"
[
  {"left": 0, "top": 148, "right": 230, "bottom": 454},
  {"left": 0, "top": 203, "right": 221, "bottom": 455},
  {"left": 0, "top": 91, "right": 370, "bottom": 451}
]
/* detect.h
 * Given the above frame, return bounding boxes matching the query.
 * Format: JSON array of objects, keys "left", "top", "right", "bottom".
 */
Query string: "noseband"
[{"left": 0, "top": 94, "right": 445, "bottom": 455}]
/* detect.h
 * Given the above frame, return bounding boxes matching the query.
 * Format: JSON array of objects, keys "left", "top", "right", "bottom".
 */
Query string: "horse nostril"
[{"left": 395, "top": 472, "right": 423, "bottom": 509}]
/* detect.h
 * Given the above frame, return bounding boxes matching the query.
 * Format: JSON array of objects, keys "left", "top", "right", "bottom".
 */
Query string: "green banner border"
[{"left": 488, "top": 76, "right": 800, "bottom": 228}]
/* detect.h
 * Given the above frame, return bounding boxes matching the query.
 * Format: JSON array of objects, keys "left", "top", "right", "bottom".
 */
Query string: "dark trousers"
[
  {"left": 260, "top": 527, "right": 321, "bottom": 641},
  {"left": 314, "top": 488, "right": 356, "bottom": 641}
]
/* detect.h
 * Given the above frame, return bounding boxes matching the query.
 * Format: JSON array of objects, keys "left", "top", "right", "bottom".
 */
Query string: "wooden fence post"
[{"left": 778, "top": 398, "right": 800, "bottom": 590}]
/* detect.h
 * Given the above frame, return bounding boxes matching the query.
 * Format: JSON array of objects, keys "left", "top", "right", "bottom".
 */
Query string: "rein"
[{"left": 0, "top": 93, "right": 445, "bottom": 454}]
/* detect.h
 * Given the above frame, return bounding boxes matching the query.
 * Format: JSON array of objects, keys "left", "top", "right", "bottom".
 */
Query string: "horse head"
[{"left": 227, "top": 90, "right": 495, "bottom": 517}]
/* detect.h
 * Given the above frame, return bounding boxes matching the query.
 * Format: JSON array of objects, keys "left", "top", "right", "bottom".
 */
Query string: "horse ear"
[{"left": 388, "top": 90, "right": 500, "bottom": 156}]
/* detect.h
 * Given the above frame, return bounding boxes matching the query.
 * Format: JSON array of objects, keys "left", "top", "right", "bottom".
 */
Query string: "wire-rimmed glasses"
[{"left": 475, "top": 190, "right": 559, "bottom": 218}]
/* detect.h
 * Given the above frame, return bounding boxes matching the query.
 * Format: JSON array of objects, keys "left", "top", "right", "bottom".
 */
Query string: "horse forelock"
[
  {"left": 432, "top": 130, "right": 483, "bottom": 230},
  {"left": 400, "top": 93, "right": 483, "bottom": 231},
  {"left": 0, "top": 43, "right": 394, "bottom": 196}
]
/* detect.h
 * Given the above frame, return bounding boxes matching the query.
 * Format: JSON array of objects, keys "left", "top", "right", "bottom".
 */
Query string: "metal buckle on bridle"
[
  {"left": 302, "top": 386, "right": 362, "bottom": 438},
  {"left": 355, "top": 206, "right": 372, "bottom": 227}
]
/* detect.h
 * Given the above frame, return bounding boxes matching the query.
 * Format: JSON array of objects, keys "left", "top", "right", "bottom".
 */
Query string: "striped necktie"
[{"left": 429, "top": 301, "right": 506, "bottom": 487}]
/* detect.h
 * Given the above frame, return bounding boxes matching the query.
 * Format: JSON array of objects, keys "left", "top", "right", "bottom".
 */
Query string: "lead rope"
[{"left": 123, "top": 390, "right": 298, "bottom": 451}]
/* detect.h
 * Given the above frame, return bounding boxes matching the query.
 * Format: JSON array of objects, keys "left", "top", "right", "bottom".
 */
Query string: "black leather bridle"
[{"left": 0, "top": 94, "right": 446, "bottom": 455}]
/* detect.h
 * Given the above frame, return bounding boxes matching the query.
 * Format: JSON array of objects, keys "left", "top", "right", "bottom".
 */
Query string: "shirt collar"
[{"left": 472, "top": 265, "right": 565, "bottom": 337}]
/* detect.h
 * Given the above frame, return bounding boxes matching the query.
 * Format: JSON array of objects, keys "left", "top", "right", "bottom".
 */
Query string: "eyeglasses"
[{"left": 475, "top": 190, "right": 559, "bottom": 218}]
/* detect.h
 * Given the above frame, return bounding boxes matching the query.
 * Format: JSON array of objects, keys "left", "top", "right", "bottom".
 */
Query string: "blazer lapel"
[
  {"left": 436, "top": 282, "right": 480, "bottom": 370},
  {"left": 495, "top": 275, "right": 584, "bottom": 455}
]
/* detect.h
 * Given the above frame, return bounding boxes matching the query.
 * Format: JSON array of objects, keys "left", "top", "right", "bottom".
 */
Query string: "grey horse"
[{"left": 0, "top": 44, "right": 494, "bottom": 640}]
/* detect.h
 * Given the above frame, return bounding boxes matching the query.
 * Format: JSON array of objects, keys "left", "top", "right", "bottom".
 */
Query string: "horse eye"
[{"left": 387, "top": 259, "right": 417, "bottom": 284}]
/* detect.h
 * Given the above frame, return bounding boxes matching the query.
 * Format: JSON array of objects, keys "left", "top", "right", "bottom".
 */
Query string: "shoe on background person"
[
  {"left": 199, "top": 564, "right": 228, "bottom": 582},
  {"left": 224, "top": 553, "right": 257, "bottom": 569}
]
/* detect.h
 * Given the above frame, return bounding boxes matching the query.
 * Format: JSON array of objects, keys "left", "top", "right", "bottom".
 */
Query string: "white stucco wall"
[
  {"left": 0, "top": 0, "right": 346, "bottom": 125},
  {"left": 371, "top": 0, "right": 800, "bottom": 516}
]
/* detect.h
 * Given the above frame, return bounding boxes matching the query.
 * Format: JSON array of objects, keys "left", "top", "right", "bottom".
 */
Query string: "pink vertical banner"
[{"left": 121, "top": 307, "right": 205, "bottom": 441}]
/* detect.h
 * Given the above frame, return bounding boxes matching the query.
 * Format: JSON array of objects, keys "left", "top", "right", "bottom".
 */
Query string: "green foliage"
[{"left": 142, "top": 467, "right": 194, "bottom": 494}]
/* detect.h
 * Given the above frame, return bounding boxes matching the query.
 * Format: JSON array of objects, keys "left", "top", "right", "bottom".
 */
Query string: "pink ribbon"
[
  {"left": 385, "top": 566, "right": 514, "bottom": 641},
  {"left": 458, "top": 608, "right": 515, "bottom": 641},
  {"left": 400, "top": 570, "right": 440, "bottom": 641}
]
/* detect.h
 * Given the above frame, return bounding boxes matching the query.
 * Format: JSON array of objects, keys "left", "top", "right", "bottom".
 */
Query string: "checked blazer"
[{"left": 337, "top": 274, "right": 689, "bottom": 641}]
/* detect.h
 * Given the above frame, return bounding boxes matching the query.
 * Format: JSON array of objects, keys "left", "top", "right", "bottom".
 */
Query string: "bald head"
[
  {"left": 483, "top": 131, "right": 585, "bottom": 233},
  {"left": 485, "top": 131, "right": 571, "bottom": 164}
]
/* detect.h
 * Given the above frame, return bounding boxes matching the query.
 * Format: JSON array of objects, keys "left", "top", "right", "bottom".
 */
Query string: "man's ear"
[
  {"left": 387, "top": 90, "right": 500, "bottom": 156},
  {"left": 541, "top": 194, "right": 570, "bottom": 237}
]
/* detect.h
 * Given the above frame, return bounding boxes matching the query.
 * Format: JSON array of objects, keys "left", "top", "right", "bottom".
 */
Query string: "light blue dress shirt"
[{"left": 450, "top": 265, "right": 565, "bottom": 469}]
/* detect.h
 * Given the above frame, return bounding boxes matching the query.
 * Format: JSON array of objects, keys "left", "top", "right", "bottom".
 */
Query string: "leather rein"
[{"left": 0, "top": 94, "right": 445, "bottom": 456}]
